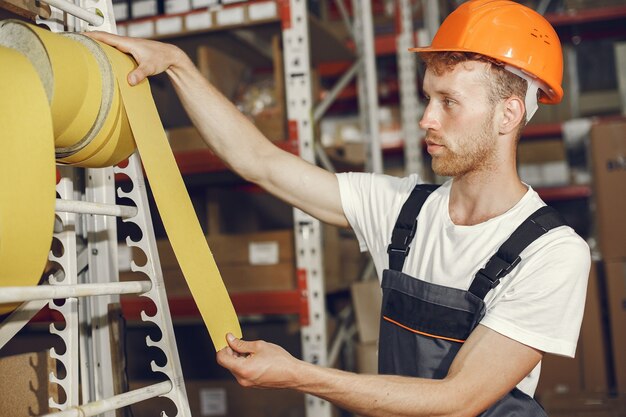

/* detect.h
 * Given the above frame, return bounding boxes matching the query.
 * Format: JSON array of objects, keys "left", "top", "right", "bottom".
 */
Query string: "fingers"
[
  {"left": 216, "top": 346, "right": 236, "bottom": 367},
  {"left": 128, "top": 66, "right": 148, "bottom": 86},
  {"left": 226, "top": 333, "right": 256, "bottom": 355},
  {"left": 83, "top": 31, "right": 148, "bottom": 86},
  {"left": 83, "top": 31, "right": 132, "bottom": 53}
]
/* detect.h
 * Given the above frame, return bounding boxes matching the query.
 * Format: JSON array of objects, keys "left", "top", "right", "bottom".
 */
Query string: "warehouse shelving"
[
  {"left": 3, "top": 0, "right": 622, "bottom": 415},
  {"left": 116, "top": 1, "right": 382, "bottom": 416}
]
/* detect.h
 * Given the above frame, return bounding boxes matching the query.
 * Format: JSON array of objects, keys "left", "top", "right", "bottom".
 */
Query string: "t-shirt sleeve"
[
  {"left": 480, "top": 229, "right": 591, "bottom": 358},
  {"left": 335, "top": 172, "right": 421, "bottom": 255}
]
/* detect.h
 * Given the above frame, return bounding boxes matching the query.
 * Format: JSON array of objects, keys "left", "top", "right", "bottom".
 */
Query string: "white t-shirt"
[{"left": 337, "top": 172, "right": 591, "bottom": 396}]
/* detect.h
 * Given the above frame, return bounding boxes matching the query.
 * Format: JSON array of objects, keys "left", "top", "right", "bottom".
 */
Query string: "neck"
[{"left": 448, "top": 153, "right": 526, "bottom": 226}]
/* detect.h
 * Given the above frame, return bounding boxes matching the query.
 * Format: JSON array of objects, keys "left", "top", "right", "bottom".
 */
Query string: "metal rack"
[
  {"left": 283, "top": 0, "right": 381, "bottom": 414},
  {"left": 0, "top": 1, "right": 192, "bottom": 415},
  {"left": 0, "top": 0, "right": 392, "bottom": 416}
]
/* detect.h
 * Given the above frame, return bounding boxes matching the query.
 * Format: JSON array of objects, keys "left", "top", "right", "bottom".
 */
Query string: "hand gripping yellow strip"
[{"left": 0, "top": 20, "right": 241, "bottom": 351}]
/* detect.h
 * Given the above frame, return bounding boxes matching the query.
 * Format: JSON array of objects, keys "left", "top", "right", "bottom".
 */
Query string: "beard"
[{"left": 429, "top": 115, "right": 497, "bottom": 178}]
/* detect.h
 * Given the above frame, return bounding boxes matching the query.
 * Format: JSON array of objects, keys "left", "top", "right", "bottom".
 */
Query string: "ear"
[{"left": 499, "top": 96, "right": 525, "bottom": 135}]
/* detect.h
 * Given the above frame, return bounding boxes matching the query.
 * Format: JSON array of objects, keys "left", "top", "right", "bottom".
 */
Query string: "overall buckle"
[{"left": 478, "top": 255, "right": 522, "bottom": 288}]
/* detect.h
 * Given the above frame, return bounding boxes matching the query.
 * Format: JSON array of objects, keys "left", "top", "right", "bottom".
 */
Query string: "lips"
[{"left": 425, "top": 138, "right": 445, "bottom": 154}]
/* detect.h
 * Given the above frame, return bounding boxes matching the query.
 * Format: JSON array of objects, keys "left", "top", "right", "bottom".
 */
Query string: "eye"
[
  {"left": 443, "top": 98, "right": 456, "bottom": 107},
  {"left": 422, "top": 93, "right": 430, "bottom": 102}
]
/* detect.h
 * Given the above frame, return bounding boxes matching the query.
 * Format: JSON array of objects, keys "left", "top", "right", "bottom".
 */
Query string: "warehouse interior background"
[{"left": 0, "top": 0, "right": 625, "bottom": 416}]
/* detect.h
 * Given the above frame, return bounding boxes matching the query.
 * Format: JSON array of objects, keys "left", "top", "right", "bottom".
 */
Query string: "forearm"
[
  {"left": 163, "top": 54, "right": 348, "bottom": 227},
  {"left": 292, "top": 361, "right": 469, "bottom": 417},
  {"left": 165, "top": 55, "right": 277, "bottom": 184}
]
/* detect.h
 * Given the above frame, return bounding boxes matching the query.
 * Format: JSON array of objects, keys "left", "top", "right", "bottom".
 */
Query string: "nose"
[{"left": 419, "top": 102, "right": 440, "bottom": 131}]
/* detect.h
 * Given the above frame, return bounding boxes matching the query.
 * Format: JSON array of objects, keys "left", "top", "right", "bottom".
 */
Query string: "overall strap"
[
  {"left": 468, "top": 205, "right": 568, "bottom": 300},
  {"left": 387, "top": 184, "right": 440, "bottom": 272}
]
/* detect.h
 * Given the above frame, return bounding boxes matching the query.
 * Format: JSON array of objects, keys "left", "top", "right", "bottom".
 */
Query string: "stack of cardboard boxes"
[
  {"left": 351, "top": 280, "right": 382, "bottom": 375},
  {"left": 535, "top": 119, "right": 626, "bottom": 415},
  {"left": 130, "top": 379, "right": 305, "bottom": 417},
  {"left": 590, "top": 120, "right": 626, "bottom": 397},
  {"left": 122, "top": 224, "right": 364, "bottom": 296}
]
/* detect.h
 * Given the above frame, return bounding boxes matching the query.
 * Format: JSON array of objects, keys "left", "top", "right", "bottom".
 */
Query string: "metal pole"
[
  {"left": 43, "top": 0, "right": 105, "bottom": 26},
  {"left": 0, "top": 281, "right": 151, "bottom": 304},
  {"left": 423, "top": 0, "right": 440, "bottom": 44},
  {"left": 41, "top": 381, "right": 173, "bottom": 417},
  {"left": 353, "top": 0, "right": 383, "bottom": 174},
  {"left": 282, "top": 0, "right": 331, "bottom": 415},
  {"left": 56, "top": 199, "right": 138, "bottom": 218},
  {"left": 397, "top": 0, "right": 425, "bottom": 177},
  {"left": 313, "top": 58, "right": 362, "bottom": 122},
  {"left": 332, "top": 0, "right": 354, "bottom": 38}
]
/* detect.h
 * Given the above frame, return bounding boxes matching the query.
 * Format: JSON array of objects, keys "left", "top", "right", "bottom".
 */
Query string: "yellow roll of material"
[
  {"left": 0, "top": 20, "right": 241, "bottom": 351},
  {"left": 0, "top": 46, "right": 56, "bottom": 317}
]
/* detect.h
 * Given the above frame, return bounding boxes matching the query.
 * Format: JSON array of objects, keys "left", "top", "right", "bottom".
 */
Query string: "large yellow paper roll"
[
  {"left": 0, "top": 20, "right": 241, "bottom": 351},
  {"left": 0, "top": 46, "right": 56, "bottom": 316}
]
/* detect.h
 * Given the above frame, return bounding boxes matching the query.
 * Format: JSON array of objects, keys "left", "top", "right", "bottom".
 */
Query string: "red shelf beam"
[
  {"left": 29, "top": 290, "right": 306, "bottom": 324},
  {"left": 521, "top": 122, "right": 563, "bottom": 139},
  {"left": 545, "top": 5, "right": 626, "bottom": 26},
  {"left": 173, "top": 140, "right": 298, "bottom": 176},
  {"left": 114, "top": 140, "right": 298, "bottom": 181},
  {"left": 536, "top": 185, "right": 591, "bottom": 201},
  {"left": 121, "top": 291, "right": 304, "bottom": 319}
]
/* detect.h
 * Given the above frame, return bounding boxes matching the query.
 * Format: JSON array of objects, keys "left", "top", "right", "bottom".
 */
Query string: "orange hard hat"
[{"left": 410, "top": 0, "right": 563, "bottom": 104}]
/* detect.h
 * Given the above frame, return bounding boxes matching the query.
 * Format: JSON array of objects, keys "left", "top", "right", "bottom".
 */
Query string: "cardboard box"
[
  {"left": 167, "top": 126, "right": 209, "bottom": 152},
  {"left": 129, "top": 379, "right": 304, "bottom": 417},
  {"left": 122, "top": 263, "right": 296, "bottom": 295},
  {"left": 324, "top": 228, "right": 367, "bottom": 293},
  {"left": 590, "top": 120, "right": 626, "bottom": 261},
  {"left": 252, "top": 106, "right": 286, "bottom": 142},
  {"left": 132, "top": 230, "right": 295, "bottom": 269},
  {"left": 197, "top": 45, "right": 247, "bottom": 102},
  {"left": 0, "top": 351, "right": 58, "bottom": 416},
  {"left": 518, "top": 139, "right": 570, "bottom": 187},
  {"left": 129, "top": 228, "right": 345, "bottom": 293},
  {"left": 605, "top": 261, "right": 626, "bottom": 393},
  {"left": 350, "top": 281, "right": 382, "bottom": 344},
  {"left": 580, "top": 262, "right": 610, "bottom": 393},
  {"left": 539, "top": 392, "right": 626, "bottom": 417},
  {"left": 537, "top": 351, "right": 584, "bottom": 397},
  {"left": 128, "top": 230, "right": 298, "bottom": 293},
  {"left": 356, "top": 341, "right": 378, "bottom": 375},
  {"left": 536, "top": 261, "right": 609, "bottom": 397}
]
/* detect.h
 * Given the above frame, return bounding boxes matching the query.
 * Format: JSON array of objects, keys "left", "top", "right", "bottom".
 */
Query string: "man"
[{"left": 89, "top": 0, "right": 590, "bottom": 415}]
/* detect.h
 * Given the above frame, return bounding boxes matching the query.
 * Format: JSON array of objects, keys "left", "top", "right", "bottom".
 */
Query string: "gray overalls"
[{"left": 379, "top": 184, "right": 567, "bottom": 416}]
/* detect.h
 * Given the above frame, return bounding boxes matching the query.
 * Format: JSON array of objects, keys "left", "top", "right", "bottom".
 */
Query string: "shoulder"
[
  {"left": 336, "top": 172, "right": 423, "bottom": 202},
  {"left": 524, "top": 225, "right": 590, "bottom": 270},
  {"left": 522, "top": 188, "right": 590, "bottom": 264}
]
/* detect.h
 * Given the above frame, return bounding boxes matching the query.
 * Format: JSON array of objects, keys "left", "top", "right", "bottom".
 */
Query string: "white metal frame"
[
  {"left": 282, "top": 1, "right": 383, "bottom": 415},
  {"left": 281, "top": 1, "right": 331, "bottom": 415},
  {"left": 397, "top": 0, "right": 425, "bottom": 177},
  {"left": 352, "top": 0, "right": 383, "bottom": 174}
]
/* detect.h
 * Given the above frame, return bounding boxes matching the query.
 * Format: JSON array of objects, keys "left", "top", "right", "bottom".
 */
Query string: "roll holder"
[{"left": 0, "top": 1, "right": 192, "bottom": 416}]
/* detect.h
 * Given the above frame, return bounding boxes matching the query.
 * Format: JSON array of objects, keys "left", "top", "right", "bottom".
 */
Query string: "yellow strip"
[
  {"left": 0, "top": 21, "right": 241, "bottom": 351},
  {"left": 101, "top": 41, "right": 242, "bottom": 351}
]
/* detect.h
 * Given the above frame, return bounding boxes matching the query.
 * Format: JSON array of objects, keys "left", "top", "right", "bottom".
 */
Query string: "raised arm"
[
  {"left": 217, "top": 324, "right": 543, "bottom": 417},
  {"left": 86, "top": 31, "right": 348, "bottom": 228}
]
